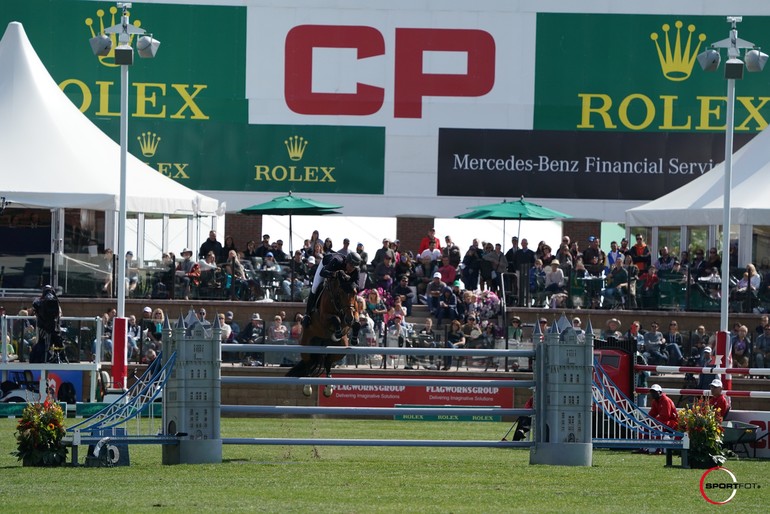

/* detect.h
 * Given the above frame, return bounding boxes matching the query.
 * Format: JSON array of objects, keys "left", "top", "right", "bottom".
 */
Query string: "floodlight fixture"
[
  {"left": 89, "top": 34, "right": 112, "bottom": 56},
  {"left": 137, "top": 35, "right": 160, "bottom": 58},
  {"left": 697, "top": 48, "right": 720, "bottom": 72},
  {"left": 745, "top": 48, "right": 768, "bottom": 72}
]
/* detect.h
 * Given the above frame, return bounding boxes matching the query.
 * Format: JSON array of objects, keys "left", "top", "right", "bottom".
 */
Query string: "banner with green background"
[{"left": 0, "top": 0, "right": 384, "bottom": 194}]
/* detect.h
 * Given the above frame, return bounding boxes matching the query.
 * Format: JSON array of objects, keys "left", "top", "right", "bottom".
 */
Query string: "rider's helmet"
[{"left": 346, "top": 252, "right": 362, "bottom": 267}]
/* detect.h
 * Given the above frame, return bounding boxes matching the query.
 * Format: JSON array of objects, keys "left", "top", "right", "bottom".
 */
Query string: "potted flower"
[
  {"left": 677, "top": 399, "right": 726, "bottom": 469},
  {"left": 12, "top": 397, "right": 68, "bottom": 467}
]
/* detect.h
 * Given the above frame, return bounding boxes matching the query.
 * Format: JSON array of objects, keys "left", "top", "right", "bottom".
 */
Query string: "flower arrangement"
[
  {"left": 475, "top": 290, "right": 501, "bottom": 320},
  {"left": 677, "top": 399, "right": 726, "bottom": 468},
  {"left": 13, "top": 397, "right": 68, "bottom": 466}
]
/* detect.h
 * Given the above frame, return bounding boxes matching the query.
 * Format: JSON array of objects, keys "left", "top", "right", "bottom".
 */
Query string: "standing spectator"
[
  {"left": 514, "top": 238, "right": 535, "bottom": 303},
  {"left": 606, "top": 241, "right": 624, "bottom": 271},
  {"left": 630, "top": 234, "right": 651, "bottom": 273},
  {"left": 482, "top": 243, "right": 508, "bottom": 294},
  {"left": 461, "top": 245, "right": 482, "bottom": 291},
  {"left": 371, "top": 238, "right": 395, "bottom": 267},
  {"left": 126, "top": 314, "right": 141, "bottom": 361},
  {"left": 655, "top": 246, "right": 676, "bottom": 273},
  {"left": 222, "top": 236, "right": 237, "bottom": 258},
  {"left": 705, "top": 247, "right": 722, "bottom": 274},
  {"left": 199, "top": 230, "right": 224, "bottom": 262},
  {"left": 582, "top": 236, "right": 606, "bottom": 277},
  {"left": 355, "top": 243, "right": 368, "bottom": 271},
  {"left": 365, "top": 290, "right": 387, "bottom": 335},
  {"left": 125, "top": 251, "right": 139, "bottom": 295},
  {"left": 418, "top": 227, "right": 441, "bottom": 254},
  {"left": 337, "top": 238, "right": 351, "bottom": 256},
  {"left": 99, "top": 248, "right": 114, "bottom": 296},
  {"left": 544, "top": 260, "right": 565, "bottom": 296}
]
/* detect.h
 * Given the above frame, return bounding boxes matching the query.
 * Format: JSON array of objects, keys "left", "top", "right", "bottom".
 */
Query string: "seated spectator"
[
  {"left": 175, "top": 248, "right": 200, "bottom": 300},
  {"left": 602, "top": 318, "right": 622, "bottom": 340},
  {"left": 289, "top": 313, "right": 304, "bottom": 342},
  {"left": 425, "top": 272, "right": 446, "bottom": 316},
  {"left": 639, "top": 265, "right": 660, "bottom": 308},
  {"left": 414, "top": 254, "right": 438, "bottom": 300},
  {"left": 544, "top": 260, "right": 565, "bottom": 295},
  {"left": 603, "top": 258, "right": 628, "bottom": 306},
  {"left": 436, "top": 287, "right": 459, "bottom": 325},
  {"left": 655, "top": 246, "right": 676, "bottom": 273},
  {"left": 643, "top": 322, "right": 667, "bottom": 365},
  {"left": 268, "top": 315, "right": 288, "bottom": 341},
  {"left": 528, "top": 259, "right": 546, "bottom": 307},
  {"left": 146, "top": 308, "right": 165, "bottom": 351},
  {"left": 420, "top": 239, "right": 441, "bottom": 262},
  {"left": 216, "top": 313, "right": 232, "bottom": 342},
  {"left": 754, "top": 324, "right": 770, "bottom": 368},
  {"left": 390, "top": 275, "right": 415, "bottom": 317},
  {"left": 664, "top": 320, "right": 684, "bottom": 366},
  {"left": 374, "top": 254, "right": 396, "bottom": 291},
  {"left": 461, "top": 315, "right": 483, "bottom": 342},
  {"left": 438, "top": 255, "right": 457, "bottom": 285},
  {"left": 443, "top": 320, "right": 466, "bottom": 370},
  {"left": 731, "top": 324, "right": 752, "bottom": 368}
]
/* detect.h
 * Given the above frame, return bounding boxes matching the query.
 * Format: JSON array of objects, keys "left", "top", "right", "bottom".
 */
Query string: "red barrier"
[{"left": 112, "top": 316, "right": 127, "bottom": 389}]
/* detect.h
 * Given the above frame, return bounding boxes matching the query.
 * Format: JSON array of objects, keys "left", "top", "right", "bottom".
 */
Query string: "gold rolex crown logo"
[
  {"left": 137, "top": 131, "right": 161, "bottom": 157},
  {"left": 85, "top": 7, "right": 142, "bottom": 67},
  {"left": 650, "top": 20, "right": 707, "bottom": 82},
  {"left": 284, "top": 135, "right": 308, "bottom": 161}
]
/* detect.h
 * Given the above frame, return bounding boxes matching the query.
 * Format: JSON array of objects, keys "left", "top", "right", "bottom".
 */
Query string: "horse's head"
[{"left": 326, "top": 276, "right": 359, "bottom": 327}]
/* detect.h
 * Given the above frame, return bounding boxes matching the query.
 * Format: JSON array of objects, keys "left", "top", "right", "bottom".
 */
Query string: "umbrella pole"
[{"left": 289, "top": 214, "right": 295, "bottom": 301}]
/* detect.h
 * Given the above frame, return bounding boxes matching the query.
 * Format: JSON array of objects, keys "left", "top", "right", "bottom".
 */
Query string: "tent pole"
[{"left": 720, "top": 77, "right": 735, "bottom": 334}]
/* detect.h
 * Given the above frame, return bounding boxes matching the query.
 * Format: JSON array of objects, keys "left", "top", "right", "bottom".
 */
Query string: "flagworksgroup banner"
[{"left": 437, "top": 128, "right": 753, "bottom": 200}]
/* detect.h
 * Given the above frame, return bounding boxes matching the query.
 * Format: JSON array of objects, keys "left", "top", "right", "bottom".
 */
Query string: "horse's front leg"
[{"left": 323, "top": 357, "right": 334, "bottom": 397}]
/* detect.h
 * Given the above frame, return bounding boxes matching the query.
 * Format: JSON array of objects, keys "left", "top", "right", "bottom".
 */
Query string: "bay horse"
[{"left": 286, "top": 272, "right": 359, "bottom": 397}]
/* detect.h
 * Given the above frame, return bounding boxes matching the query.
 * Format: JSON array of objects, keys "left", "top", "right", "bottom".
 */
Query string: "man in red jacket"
[
  {"left": 708, "top": 379, "right": 730, "bottom": 422},
  {"left": 649, "top": 384, "right": 678, "bottom": 429}
]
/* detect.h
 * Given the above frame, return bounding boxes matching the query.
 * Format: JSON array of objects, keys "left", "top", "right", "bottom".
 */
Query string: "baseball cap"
[
  {"left": 710, "top": 379, "right": 723, "bottom": 388},
  {"left": 703, "top": 347, "right": 712, "bottom": 353},
  {"left": 307, "top": 256, "right": 316, "bottom": 265},
  {"left": 266, "top": 252, "right": 274, "bottom": 257},
  {"left": 143, "top": 306, "right": 152, "bottom": 313},
  {"left": 251, "top": 313, "right": 261, "bottom": 320},
  {"left": 588, "top": 236, "right": 596, "bottom": 242},
  {"left": 650, "top": 384, "right": 662, "bottom": 393},
  {"left": 433, "top": 272, "right": 442, "bottom": 279},
  {"left": 225, "top": 311, "right": 234, "bottom": 319}
]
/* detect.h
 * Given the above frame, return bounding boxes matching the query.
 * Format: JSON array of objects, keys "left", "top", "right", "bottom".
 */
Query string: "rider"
[{"left": 302, "top": 252, "right": 362, "bottom": 327}]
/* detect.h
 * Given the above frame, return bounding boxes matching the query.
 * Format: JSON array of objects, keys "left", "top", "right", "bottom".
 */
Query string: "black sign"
[{"left": 437, "top": 129, "right": 753, "bottom": 200}]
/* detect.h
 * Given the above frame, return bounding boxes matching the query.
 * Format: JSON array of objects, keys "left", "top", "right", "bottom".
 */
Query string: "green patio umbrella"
[
  {"left": 240, "top": 192, "right": 341, "bottom": 298},
  {"left": 240, "top": 192, "right": 341, "bottom": 251},
  {"left": 456, "top": 196, "right": 572, "bottom": 240}
]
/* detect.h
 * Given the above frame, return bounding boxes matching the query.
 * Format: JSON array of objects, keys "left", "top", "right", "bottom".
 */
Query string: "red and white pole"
[{"left": 112, "top": 316, "right": 127, "bottom": 389}]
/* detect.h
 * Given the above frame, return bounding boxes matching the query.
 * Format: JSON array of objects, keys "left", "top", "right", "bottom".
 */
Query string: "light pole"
[
  {"left": 89, "top": 2, "right": 159, "bottom": 385},
  {"left": 89, "top": 2, "right": 160, "bottom": 320},
  {"left": 697, "top": 16, "right": 767, "bottom": 334}
]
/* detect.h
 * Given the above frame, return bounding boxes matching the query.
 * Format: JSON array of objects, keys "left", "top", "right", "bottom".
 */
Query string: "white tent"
[
  {"left": 0, "top": 21, "right": 219, "bottom": 215},
  {"left": 626, "top": 126, "right": 770, "bottom": 227}
]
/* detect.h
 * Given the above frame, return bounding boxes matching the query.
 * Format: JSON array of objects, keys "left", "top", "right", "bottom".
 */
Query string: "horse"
[{"left": 286, "top": 272, "right": 359, "bottom": 397}]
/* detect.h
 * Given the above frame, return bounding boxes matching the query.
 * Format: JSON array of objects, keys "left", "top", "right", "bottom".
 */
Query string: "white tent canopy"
[
  {"left": 626, "top": 126, "right": 770, "bottom": 227},
  {"left": 0, "top": 21, "right": 219, "bottom": 215}
]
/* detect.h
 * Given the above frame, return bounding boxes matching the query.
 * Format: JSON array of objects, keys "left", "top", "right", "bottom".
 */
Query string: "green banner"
[
  {"left": 0, "top": 0, "right": 385, "bottom": 194},
  {"left": 535, "top": 13, "right": 770, "bottom": 133}
]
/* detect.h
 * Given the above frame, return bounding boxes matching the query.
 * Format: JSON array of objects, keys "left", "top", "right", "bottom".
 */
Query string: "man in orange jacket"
[{"left": 649, "top": 384, "right": 678, "bottom": 429}]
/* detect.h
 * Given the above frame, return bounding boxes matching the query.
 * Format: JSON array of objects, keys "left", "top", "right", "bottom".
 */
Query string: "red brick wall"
[
  {"left": 396, "top": 217, "right": 435, "bottom": 256},
  {"left": 223, "top": 213, "right": 263, "bottom": 251},
  {"left": 562, "top": 220, "right": 602, "bottom": 250}
]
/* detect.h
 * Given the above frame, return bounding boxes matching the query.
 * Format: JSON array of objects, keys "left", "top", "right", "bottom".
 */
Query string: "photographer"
[{"left": 30, "top": 285, "right": 61, "bottom": 363}]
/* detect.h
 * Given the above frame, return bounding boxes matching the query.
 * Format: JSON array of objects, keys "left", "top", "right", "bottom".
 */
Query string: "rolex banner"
[
  {"left": 438, "top": 13, "right": 766, "bottom": 199},
  {"left": 0, "top": 0, "right": 385, "bottom": 195}
]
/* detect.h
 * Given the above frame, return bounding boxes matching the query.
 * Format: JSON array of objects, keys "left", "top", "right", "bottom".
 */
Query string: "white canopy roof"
[
  {"left": 0, "top": 21, "right": 220, "bottom": 215},
  {"left": 626, "top": 125, "right": 770, "bottom": 227}
]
